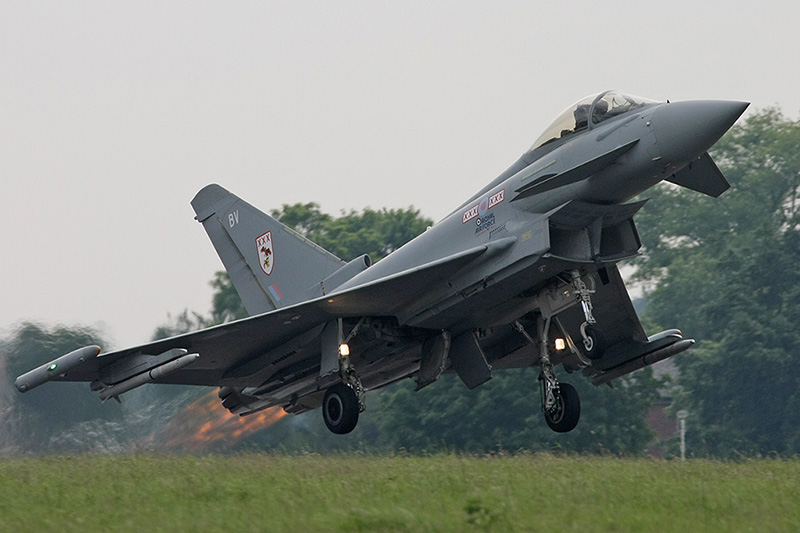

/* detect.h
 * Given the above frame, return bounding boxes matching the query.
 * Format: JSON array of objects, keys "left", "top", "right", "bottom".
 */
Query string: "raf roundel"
[{"left": 478, "top": 197, "right": 490, "bottom": 216}]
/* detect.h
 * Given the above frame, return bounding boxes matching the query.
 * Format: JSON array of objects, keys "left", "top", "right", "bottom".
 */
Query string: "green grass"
[{"left": 1, "top": 454, "right": 798, "bottom": 532}]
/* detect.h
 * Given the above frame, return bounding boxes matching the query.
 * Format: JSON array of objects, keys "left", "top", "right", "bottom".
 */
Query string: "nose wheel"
[{"left": 580, "top": 323, "right": 605, "bottom": 360}]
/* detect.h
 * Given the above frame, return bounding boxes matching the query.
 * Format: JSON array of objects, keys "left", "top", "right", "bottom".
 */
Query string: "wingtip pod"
[{"left": 15, "top": 345, "right": 102, "bottom": 393}]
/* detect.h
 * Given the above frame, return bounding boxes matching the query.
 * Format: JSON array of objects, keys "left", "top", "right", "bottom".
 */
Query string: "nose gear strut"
[
  {"left": 569, "top": 270, "right": 596, "bottom": 348},
  {"left": 568, "top": 270, "right": 605, "bottom": 359}
]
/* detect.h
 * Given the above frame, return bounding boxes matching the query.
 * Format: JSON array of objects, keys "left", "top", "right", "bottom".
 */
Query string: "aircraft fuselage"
[{"left": 337, "top": 96, "right": 747, "bottom": 335}]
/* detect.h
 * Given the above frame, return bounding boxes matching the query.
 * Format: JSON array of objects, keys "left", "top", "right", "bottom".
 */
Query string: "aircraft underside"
[{"left": 220, "top": 256, "right": 691, "bottom": 436}]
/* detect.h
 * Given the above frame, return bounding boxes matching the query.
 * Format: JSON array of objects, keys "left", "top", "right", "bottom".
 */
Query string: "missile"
[
  {"left": 98, "top": 353, "right": 199, "bottom": 402},
  {"left": 15, "top": 345, "right": 102, "bottom": 393},
  {"left": 592, "top": 338, "right": 695, "bottom": 386}
]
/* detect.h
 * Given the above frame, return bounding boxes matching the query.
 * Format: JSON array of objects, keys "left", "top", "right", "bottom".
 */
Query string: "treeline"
[
  {"left": 632, "top": 108, "right": 800, "bottom": 457},
  {"left": 3, "top": 108, "right": 799, "bottom": 457}
]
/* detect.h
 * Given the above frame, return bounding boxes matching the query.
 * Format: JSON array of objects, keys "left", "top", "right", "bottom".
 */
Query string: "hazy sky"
[{"left": 2, "top": 1, "right": 798, "bottom": 349}]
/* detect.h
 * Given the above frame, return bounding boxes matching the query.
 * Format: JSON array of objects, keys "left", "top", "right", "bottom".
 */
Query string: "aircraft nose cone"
[{"left": 652, "top": 100, "right": 749, "bottom": 164}]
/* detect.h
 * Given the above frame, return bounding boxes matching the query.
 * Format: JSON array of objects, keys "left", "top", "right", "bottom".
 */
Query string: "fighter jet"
[{"left": 16, "top": 91, "right": 748, "bottom": 435}]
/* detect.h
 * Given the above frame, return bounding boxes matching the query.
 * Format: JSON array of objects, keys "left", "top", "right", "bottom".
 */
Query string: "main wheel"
[
  {"left": 544, "top": 382, "right": 581, "bottom": 433},
  {"left": 322, "top": 383, "right": 359, "bottom": 434}
]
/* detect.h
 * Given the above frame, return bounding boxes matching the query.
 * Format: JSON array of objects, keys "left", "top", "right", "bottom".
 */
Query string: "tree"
[
  {"left": 2, "top": 322, "right": 126, "bottom": 453},
  {"left": 151, "top": 309, "right": 211, "bottom": 340},
  {"left": 125, "top": 310, "right": 217, "bottom": 450},
  {"left": 269, "top": 202, "right": 431, "bottom": 262},
  {"left": 633, "top": 108, "right": 800, "bottom": 457},
  {"left": 373, "top": 370, "right": 659, "bottom": 455}
]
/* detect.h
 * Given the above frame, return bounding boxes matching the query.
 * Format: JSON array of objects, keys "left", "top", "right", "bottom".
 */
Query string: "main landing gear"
[
  {"left": 322, "top": 344, "right": 365, "bottom": 435},
  {"left": 513, "top": 317, "right": 581, "bottom": 433},
  {"left": 322, "top": 383, "right": 360, "bottom": 434}
]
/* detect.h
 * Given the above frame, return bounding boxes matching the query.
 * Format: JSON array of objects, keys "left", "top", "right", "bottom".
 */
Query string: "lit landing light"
[
  {"left": 339, "top": 344, "right": 350, "bottom": 357},
  {"left": 554, "top": 338, "right": 566, "bottom": 351}
]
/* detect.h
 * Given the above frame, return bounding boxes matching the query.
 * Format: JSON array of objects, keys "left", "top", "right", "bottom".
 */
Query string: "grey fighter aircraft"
[{"left": 17, "top": 91, "right": 748, "bottom": 435}]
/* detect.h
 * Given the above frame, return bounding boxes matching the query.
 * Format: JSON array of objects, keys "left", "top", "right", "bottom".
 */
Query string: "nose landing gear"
[{"left": 570, "top": 270, "right": 605, "bottom": 360}]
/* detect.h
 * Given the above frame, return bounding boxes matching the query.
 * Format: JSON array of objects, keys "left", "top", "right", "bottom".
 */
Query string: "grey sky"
[{"left": 2, "top": 1, "right": 798, "bottom": 348}]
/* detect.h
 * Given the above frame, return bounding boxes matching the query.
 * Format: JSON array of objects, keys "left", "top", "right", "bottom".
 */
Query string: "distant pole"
[{"left": 677, "top": 410, "right": 689, "bottom": 461}]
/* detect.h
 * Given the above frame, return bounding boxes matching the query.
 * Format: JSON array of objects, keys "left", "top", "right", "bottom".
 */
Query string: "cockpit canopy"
[{"left": 528, "top": 91, "right": 660, "bottom": 152}]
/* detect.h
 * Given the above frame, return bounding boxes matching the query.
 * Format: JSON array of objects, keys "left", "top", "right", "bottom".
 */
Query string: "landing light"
[
  {"left": 338, "top": 344, "right": 350, "bottom": 357},
  {"left": 554, "top": 338, "right": 566, "bottom": 351},
  {"left": 48, "top": 364, "right": 58, "bottom": 371}
]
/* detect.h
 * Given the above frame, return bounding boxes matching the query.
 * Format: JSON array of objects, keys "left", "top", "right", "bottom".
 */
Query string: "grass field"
[{"left": 1, "top": 454, "right": 798, "bottom": 532}]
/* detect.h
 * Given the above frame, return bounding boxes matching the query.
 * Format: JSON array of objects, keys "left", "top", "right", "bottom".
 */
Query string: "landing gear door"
[
  {"left": 449, "top": 330, "right": 492, "bottom": 390},
  {"left": 319, "top": 320, "right": 342, "bottom": 378}
]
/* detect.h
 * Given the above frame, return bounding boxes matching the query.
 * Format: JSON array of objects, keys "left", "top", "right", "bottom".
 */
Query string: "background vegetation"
[
  {"left": 2, "top": 107, "right": 799, "bottom": 458},
  {"left": 632, "top": 108, "right": 800, "bottom": 457}
]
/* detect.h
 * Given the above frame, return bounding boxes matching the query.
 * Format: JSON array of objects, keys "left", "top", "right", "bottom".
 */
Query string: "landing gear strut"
[
  {"left": 570, "top": 270, "right": 604, "bottom": 360},
  {"left": 513, "top": 318, "right": 581, "bottom": 433}
]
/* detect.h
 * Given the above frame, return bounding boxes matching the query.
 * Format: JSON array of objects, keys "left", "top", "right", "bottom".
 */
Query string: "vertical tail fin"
[{"left": 191, "top": 184, "right": 345, "bottom": 315}]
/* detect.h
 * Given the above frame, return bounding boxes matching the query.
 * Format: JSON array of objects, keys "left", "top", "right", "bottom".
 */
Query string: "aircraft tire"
[
  {"left": 322, "top": 383, "right": 359, "bottom": 434},
  {"left": 544, "top": 382, "right": 580, "bottom": 433},
  {"left": 583, "top": 326, "right": 606, "bottom": 360}
]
